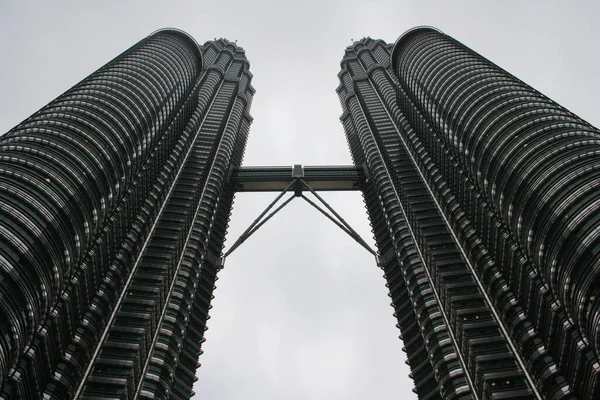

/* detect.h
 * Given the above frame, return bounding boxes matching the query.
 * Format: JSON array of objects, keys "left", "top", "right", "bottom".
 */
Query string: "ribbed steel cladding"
[
  {"left": 339, "top": 41, "right": 476, "bottom": 399},
  {"left": 78, "top": 41, "right": 254, "bottom": 399},
  {"left": 163, "top": 62, "right": 253, "bottom": 400},
  {"left": 335, "top": 36, "right": 600, "bottom": 398},
  {"left": 343, "top": 96, "right": 450, "bottom": 397},
  {"left": 137, "top": 46, "right": 254, "bottom": 400},
  {"left": 338, "top": 59, "right": 439, "bottom": 398},
  {"left": 390, "top": 31, "right": 586, "bottom": 398},
  {"left": 0, "top": 30, "right": 204, "bottom": 398},
  {"left": 392, "top": 28, "right": 600, "bottom": 398},
  {"left": 57, "top": 84, "right": 206, "bottom": 399},
  {"left": 173, "top": 52, "right": 253, "bottom": 400}
]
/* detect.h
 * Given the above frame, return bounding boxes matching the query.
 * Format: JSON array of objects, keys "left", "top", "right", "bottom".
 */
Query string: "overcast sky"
[{"left": 1, "top": 1, "right": 599, "bottom": 399}]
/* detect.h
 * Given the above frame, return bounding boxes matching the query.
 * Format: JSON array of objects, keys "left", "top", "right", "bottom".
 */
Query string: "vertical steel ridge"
[
  {"left": 339, "top": 37, "right": 553, "bottom": 399},
  {"left": 337, "top": 45, "right": 438, "bottom": 399},
  {"left": 366, "top": 61, "right": 543, "bottom": 400},
  {"left": 0, "top": 30, "right": 253, "bottom": 400},
  {"left": 390, "top": 28, "right": 600, "bottom": 398},
  {"left": 139, "top": 42, "right": 254, "bottom": 400},
  {"left": 72, "top": 53, "right": 229, "bottom": 399},
  {"left": 170, "top": 43, "right": 254, "bottom": 400},
  {"left": 77, "top": 40, "right": 254, "bottom": 400},
  {"left": 338, "top": 38, "right": 479, "bottom": 399}
]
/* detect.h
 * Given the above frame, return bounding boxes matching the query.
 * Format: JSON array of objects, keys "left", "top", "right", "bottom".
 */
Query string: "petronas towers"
[{"left": 1, "top": 26, "right": 599, "bottom": 399}]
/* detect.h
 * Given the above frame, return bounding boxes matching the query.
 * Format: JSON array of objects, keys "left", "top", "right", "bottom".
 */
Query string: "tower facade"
[
  {"left": 0, "top": 30, "right": 254, "bottom": 399},
  {"left": 2, "top": 25, "right": 600, "bottom": 400},
  {"left": 338, "top": 27, "right": 600, "bottom": 399}
]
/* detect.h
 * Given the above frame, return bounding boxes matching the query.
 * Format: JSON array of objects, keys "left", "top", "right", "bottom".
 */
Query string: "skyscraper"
[
  {"left": 338, "top": 27, "right": 600, "bottom": 399},
  {"left": 0, "top": 30, "right": 254, "bottom": 399},
  {"left": 1, "top": 25, "right": 600, "bottom": 400}
]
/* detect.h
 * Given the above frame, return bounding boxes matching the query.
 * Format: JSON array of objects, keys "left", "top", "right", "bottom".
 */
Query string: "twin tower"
[{"left": 0, "top": 27, "right": 599, "bottom": 399}]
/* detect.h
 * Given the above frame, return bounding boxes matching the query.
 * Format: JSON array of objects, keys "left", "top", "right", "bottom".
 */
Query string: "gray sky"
[{"left": 1, "top": 1, "right": 599, "bottom": 399}]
